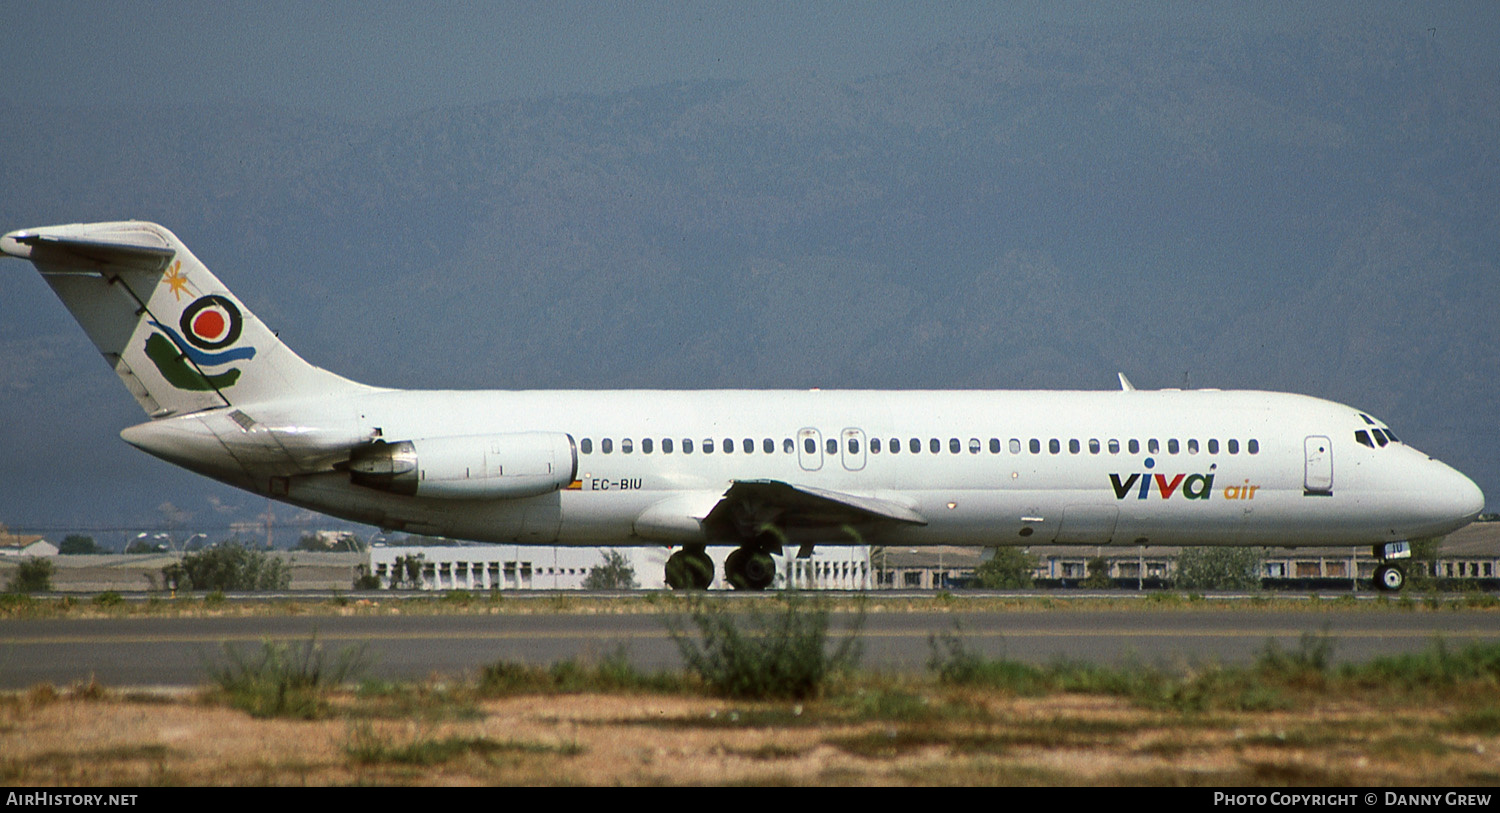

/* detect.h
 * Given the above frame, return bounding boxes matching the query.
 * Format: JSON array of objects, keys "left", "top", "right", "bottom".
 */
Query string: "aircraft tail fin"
[{"left": 2, "top": 221, "right": 371, "bottom": 417}]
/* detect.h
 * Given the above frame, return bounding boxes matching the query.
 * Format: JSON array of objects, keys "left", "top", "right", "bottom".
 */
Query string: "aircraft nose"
[
  {"left": 1457, "top": 470, "right": 1486, "bottom": 521},
  {"left": 1430, "top": 461, "right": 1485, "bottom": 530}
]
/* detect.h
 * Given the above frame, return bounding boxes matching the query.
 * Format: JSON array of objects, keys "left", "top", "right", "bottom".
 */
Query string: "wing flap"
[{"left": 703, "top": 478, "right": 927, "bottom": 541}]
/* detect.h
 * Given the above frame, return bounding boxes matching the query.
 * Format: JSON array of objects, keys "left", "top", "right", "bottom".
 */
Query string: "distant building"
[
  {"left": 873, "top": 522, "right": 1500, "bottom": 590},
  {"left": 367, "top": 543, "right": 873, "bottom": 590},
  {"left": 0, "top": 526, "right": 55, "bottom": 558}
]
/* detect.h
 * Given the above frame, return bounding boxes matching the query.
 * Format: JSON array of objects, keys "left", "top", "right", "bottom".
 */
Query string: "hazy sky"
[
  {"left": 4, "top": 1, "right": 1494, "bottom": 118},
  {"left": 2, "top": 1, "right": 1496, "bottom": 538}
]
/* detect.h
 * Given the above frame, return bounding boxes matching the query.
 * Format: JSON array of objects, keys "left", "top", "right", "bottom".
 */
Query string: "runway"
[{"left": 3, "top": 601, "right": 1497, "bottom": 688}]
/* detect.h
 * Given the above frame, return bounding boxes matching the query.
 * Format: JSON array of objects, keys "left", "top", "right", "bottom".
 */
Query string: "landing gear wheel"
[
  {"left": 665, "top": 547, "right": 714, "bottom": 590},
  {"left": 1374, "top": 564, "right": 1406, "bottom": 592},
  {"left": 726, "top": 547, "right": 777, "bottom": 591}
]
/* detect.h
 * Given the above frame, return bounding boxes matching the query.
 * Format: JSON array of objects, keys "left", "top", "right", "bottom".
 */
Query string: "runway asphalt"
[{"left": 2, "top": 601, "right": 1497, "bottom": 688}]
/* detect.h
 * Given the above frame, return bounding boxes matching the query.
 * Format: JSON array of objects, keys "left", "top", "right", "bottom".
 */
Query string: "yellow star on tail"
[{"left": 163, "top": 261, "right": 190, "bottom": 301}]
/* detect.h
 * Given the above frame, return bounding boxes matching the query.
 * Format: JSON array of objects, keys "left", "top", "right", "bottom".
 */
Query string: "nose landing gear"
[
  {"left": 1372, "top": 541, "right": 1411, "bottom": 592},
  {"left": 1373, "top": 563, "right": 1406, "bottom": 592}
]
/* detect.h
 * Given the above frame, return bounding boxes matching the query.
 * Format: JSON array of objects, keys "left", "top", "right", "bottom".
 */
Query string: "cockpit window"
[
  {"left": 1383, "top": 428, "right": 1399, "bottom": 442},
  {"left": 1372, "top": 428, "right": 1389, "bottom": 447},
  {"left": 1355, "top": 430, "right": 1373, "bottom": 448}
]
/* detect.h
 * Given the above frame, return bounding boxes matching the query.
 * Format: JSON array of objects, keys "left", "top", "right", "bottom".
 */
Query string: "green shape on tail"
[{"left": 144, "top": 333, "right": 241, "bottom": 391}]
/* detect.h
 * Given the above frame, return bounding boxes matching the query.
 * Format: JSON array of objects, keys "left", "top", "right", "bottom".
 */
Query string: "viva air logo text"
[{"left": 1108, "top": 459, "right": 1258, "bottom": 501}]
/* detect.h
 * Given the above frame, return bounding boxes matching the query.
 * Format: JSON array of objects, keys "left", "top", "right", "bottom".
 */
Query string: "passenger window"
[
  {"left": 622, "top": 438, "right": 633, "bottom": 454},
  {"left": 704, "top": 439, "right": 714, "bottom": 453},
  {"left": 909, "top": 438, "right": 920, "bottom": 453},
  {"left": 783, "top": 438, "right": 794, "bottom": 453},
  {"left": 969, "top": 438, "right": 980, "bottom": 454},
  {"left": 1108, "top": 439, "right": 1120, "bottom": 454},
  {"left": 602, "top": 438, "right": 613, "bottom": 454},
  {"left": 723, "top": 438, "right": 733, "bottom": 453},
  {"left": 871, "top": 438, "right": 882, "bottom": 453},
  {"left": 1128, "top": 439, "right": 1140, "bottom": 454},
  {"left": 1068, "top": 439, "right": 1080, "bottom": 454},
  {"left": 664, "top": 438, "right": 674, "bottom": 453},
  {"left": 1089, "top": 439, "right": 1100, "bottom": 454},
  {"left": 1010, "top": 438, "right": 1022, "bottom": 454},
  {"left": 1355, "top": 430, "right": 1373, "bottom": 448},
  {"left": 827, "top": 438, "right": 838, "bottom": 455},
  {"left": 1167, "top": 439, "right": 1179, "bottom": 454},
  {"left": 804, "top": 437, "right": 815, "bottom": 454},
  {"left": 849, "top": 438, "right": 860, "bottom": 454},
  {"left": 989, "top": 438, "right": 1001, "bottom": 454},
  {"left": 949, "top": 438, "right": 960, "bottom": 454},
  {"left": 581, "top": 438, "right": 593, "bottom": 454},
  {"left": 889, "top": 438, "right": 899, "bottom": 454},
  {"left": 930, "top": 438, "right": 941, "bottom": 454},
  {"left": 1248, "top": 439, "right": 1259, "bottom": 454},
  {"left": 739, "top": 438, "right": 750, "bottom": 453},
  {"left": 1208, "top": 439, "right": 1219, "bottom": 454},
  {"left": 1049, "top": 439, "right": 1060, "bottom": 454},
  {"left": 1147, "top": 439, "right": 1160, "bottom": 454},
  {"left": 763, "top": 438, "right": 774, "bottom": 454},
  {"left": 683, "top": 439, "right": 694, "bottom": 454},
  {"left": 1228, "top": 439, "right": 1239, "bottom": 454},
  {"left": 642, "top": 438, "right": 653, "bottom": 454},
  {"left": 1187, "top": 439, "right": 1198, "bottom": 454},
  {"left": 1029, "top": 439, "right": 1041, "bottom": 454}
]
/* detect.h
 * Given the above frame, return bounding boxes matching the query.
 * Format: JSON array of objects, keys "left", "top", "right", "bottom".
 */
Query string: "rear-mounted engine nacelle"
[{"left": 345, "top": 432, "right": 577, "bottom": 499}]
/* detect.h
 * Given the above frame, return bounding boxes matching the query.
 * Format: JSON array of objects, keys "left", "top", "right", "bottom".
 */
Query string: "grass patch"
[
  {"left": 1341, "top": 639, "right": 1500, "bottom": 691},
  {"left": 1453, "top": 706, "right": 1500, "bottom": 735},
  {"left": 207, "top": 635, "right": 367, "bottom": 718},
  {"left": 345, "top": 723, "right": 581, "bottom": 766},
  {"left": 836, "top": 686, "right": 977, "bottom": 723},
  {"left": 347, "top": 680, "right": 484, "bottom": 721},
  {"left": 478, "top": 647, "right": 683, "bottom": 696},
  {"left": 667, "top": 595, "right": 863, "bottom": 700},
  {"left": 928, "top": 628, "right": 1292, "bottom": 712}
]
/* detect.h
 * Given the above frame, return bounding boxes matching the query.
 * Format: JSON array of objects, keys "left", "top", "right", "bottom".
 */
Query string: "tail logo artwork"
[{"left": 144, "top": 289, "right": 256, "bottom": 391}]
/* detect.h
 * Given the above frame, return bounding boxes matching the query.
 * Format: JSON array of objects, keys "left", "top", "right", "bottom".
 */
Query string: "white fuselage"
[
  {"left": 2, "top": 222, "right": 1483, "bottom": 559},
  {"left": 120, "top": 386, "right": 1486, "bottom": 550}
]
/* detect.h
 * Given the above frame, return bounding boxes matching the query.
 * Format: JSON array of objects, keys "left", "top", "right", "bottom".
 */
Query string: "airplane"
[{"left": 2, "top": 221, "right": 1486, "bottom": 591}]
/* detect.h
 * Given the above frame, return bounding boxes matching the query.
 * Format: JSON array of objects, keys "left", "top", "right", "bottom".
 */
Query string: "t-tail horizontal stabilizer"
[{"left": 2, "top": 221, "right": 371, "bottom": 418}]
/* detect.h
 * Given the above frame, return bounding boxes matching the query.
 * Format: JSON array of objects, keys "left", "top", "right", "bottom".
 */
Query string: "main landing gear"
[
  {"left": 664, "top": 545, "right": 714, "bottom": 590},
  {"left": 1372, "top": 541, "right": 1411, "bottom": 592},
  {"left": 725, "top": 546, "right": 777, "bottom": 591},
  {"left": 664, "top": 541, "right": 782, "bottom": 591}
]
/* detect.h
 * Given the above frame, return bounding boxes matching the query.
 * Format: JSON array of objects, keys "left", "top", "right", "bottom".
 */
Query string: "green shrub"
[
  {"left": 209, "top": 636, "right": 366, "bottom": 718},
  {"left": 1174, "top": 546, "right": 1263, "bottom": 590},
  {"left": 666, "top": 596, "right": 863, "bottom": 700},
  {"left": 974, "top": 548, "right": 1036, "bottom": 589},
  {"left": 7, "top": 558, "right": 54, "bottom": 593},
  {"left": 174, "top": 543, "right": 291, "bottom": 591},
  {"left": 582, "top": 549, "right": 638, "bottom": 590},
  {"left": 928, "top": 631, "right": 1051, "bottom": 694}
]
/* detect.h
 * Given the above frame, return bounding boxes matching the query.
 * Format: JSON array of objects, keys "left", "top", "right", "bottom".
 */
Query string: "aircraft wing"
[{"left": 701, "top": 478, "right": 927, "bottom": 544}]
